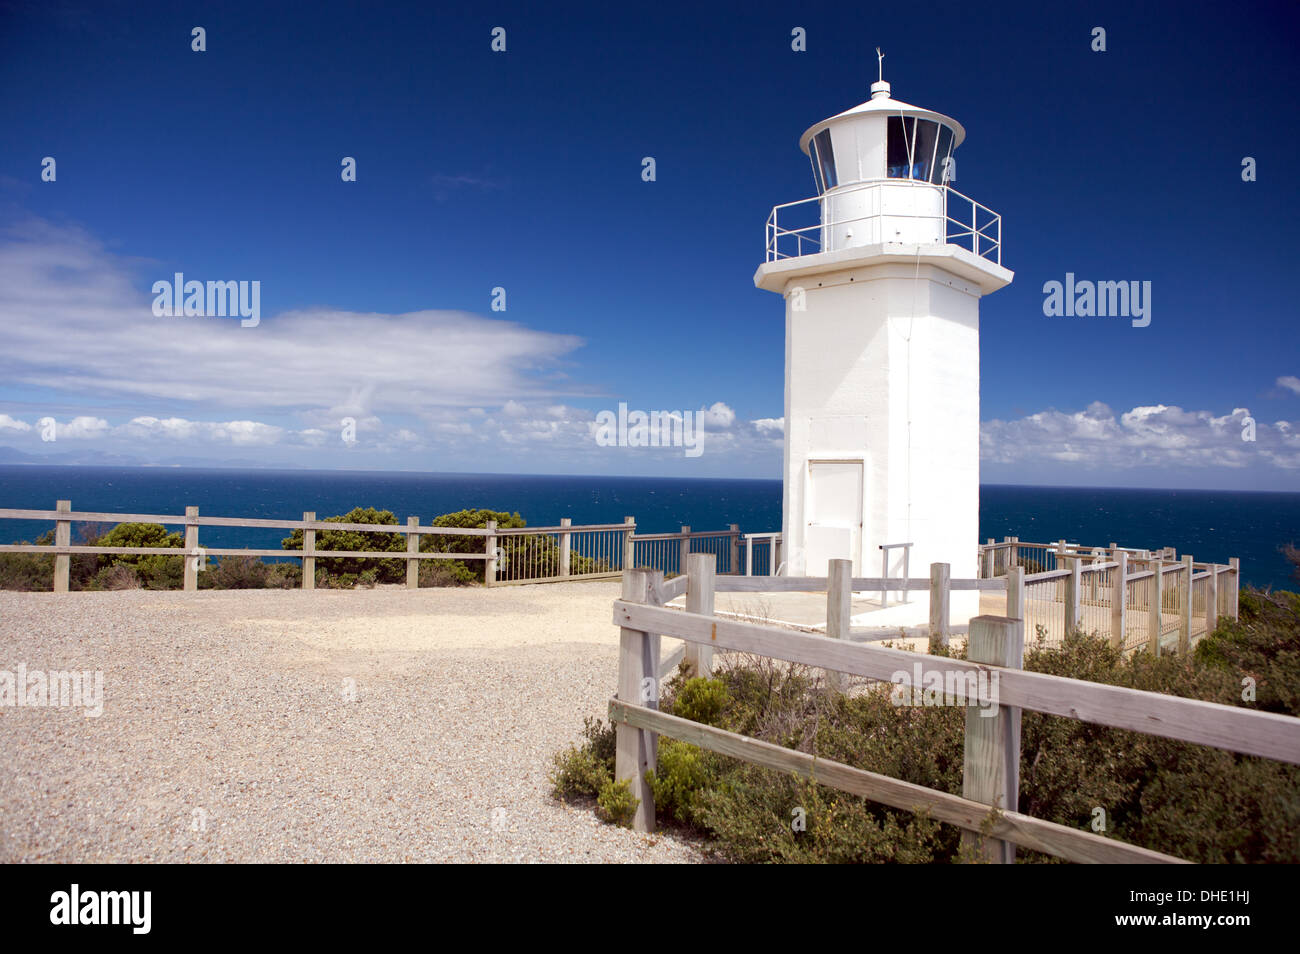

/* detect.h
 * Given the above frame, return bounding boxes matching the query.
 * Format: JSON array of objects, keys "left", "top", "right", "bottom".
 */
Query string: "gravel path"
[{"left": 0, "top": 583, "right": 706, "bottom": 863}]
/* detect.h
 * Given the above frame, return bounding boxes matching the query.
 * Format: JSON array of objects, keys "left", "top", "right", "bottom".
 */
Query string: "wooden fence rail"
[
  {"left": 610, "top": 562, "right": 1300, "bottom": 863},
  {"left": 0, "top": 501, "right": 766, "bottom": 591}
]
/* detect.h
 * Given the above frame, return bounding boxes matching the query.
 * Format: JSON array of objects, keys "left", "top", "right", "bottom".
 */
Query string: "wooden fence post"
[
  {"left": 52, "top": 499, "right": 71, "bottom": 593},
  {"left": 1110, "top": 550, "right": 1127, "bottom": 650},
  {"left": 559, "top": 517, "right": 572, "bottom": 578},
  {"left": 302, "top": 511, "right": 316, "bottom": 590},
  {"left": 684, "top": 553, "right": 716, "bottom": 679},
  {"left": 183, "top": 505, "right": 199, "bottom": 592},
  {"left": 678, "top": 526, "right": 691, "bottom": 577},
  {"left": 825, "top": 558, "right": 851, "bottom": 692},
  {"left": 406, "top": 516, "right": 420, "bottom": 589},
  {"left": 962, "top": 615, "right": 1024, "bottom": 864},
  {"left": 929, "top": 562, "right": 950, "bottom": 648},
  {"left": 1006, "top": 565, "right": 1025, "bottom": 623},
  {"left": 728, "top": 524, "right": 740, "bottom": 575},
  {"left": 745, "top": 537, "right": 753, "bottom": 577},
  {"left": 1206, "top": 564, "right": 1219, "bottom": 634},
  {"left": 1229, "top": 557, "right": 1240, "bottom": 620},
  {"left": 484, "top": 520, "right": 497, "bottom": 586},
  {"left": 1148, "top": 557, "right": 1163, "bottom": 656},
  {"left": 1064, "top": 556, "right": 1081, "bottom": 636},
  {"left": 983, "top": 538, "right": 995, "bottom": 578},
  {"left": 1008, "top": 536, "right": 1019, "bottom": 569},
  {"left": 615, "top": 568, "right": 657, "bottom": 832},
  {"left": 774, "top": 536, "right": 783, "bottom": 575},
  {"left": 622, "top": 516, "right": 635, "bottom": 570},
  {"left": 1179, "top": 555, "right": 1194, "bottom": 654}
]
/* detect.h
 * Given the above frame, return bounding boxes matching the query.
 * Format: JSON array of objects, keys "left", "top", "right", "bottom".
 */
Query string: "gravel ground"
[{"left": 0, "top": 583, "right": 707, "bottom": 863}]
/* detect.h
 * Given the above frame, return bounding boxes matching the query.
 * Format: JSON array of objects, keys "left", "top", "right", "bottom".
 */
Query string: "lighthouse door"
[{"left": 805, "top": 459, "right": 864, "bottom": 576}]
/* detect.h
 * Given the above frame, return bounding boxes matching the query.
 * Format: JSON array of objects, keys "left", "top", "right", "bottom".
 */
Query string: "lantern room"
[{"left": 797, "top": 80, "right": 966, "bottom": 253}]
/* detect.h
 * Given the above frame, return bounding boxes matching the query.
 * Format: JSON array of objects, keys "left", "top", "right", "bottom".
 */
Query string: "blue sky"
[{"left": 1, "top": 0, "right": 1297, "bottom": 488}]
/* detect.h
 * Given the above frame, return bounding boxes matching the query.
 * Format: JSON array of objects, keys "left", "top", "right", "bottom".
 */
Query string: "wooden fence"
[
  {"left": 0, "top": 501, "right": 759, "bottom": 591},
  {"left": 609, "top": 556, "right": 1300, "bottom": 862},
  {"left": 978, "top": 538, "right": 1240, "bottom": 654}
]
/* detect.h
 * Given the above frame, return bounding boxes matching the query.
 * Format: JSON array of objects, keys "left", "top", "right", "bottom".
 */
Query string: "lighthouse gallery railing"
[{"left": 765, "top": 180, "right": 1002, "bottom": 265}]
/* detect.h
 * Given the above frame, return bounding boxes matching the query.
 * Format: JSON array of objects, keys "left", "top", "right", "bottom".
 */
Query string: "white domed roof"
[{"left": 798, "top": 82, "right": 966, "bottom": 156}]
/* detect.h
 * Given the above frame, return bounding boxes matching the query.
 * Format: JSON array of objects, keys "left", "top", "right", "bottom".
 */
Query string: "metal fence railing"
[{"left": 765, "top": 180, "right": 1001, "bottom": 264}]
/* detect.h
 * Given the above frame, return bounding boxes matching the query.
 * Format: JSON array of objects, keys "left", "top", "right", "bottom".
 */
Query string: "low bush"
[
  {"left": 198, "top": 555, "right": 299, "bottom": 589},
  {"left": 418, "top": 561, "right": 476, "bottom": 587},
  {"left": 90, "top": 564, "right": 140, "bottom": 590},
  {"left": 0, "top": 540, "right": 53, "bottom": 591}
]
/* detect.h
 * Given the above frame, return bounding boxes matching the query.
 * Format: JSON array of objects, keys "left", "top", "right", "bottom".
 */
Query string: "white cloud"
[
  {"left": 0, "top": 219, "right": 590, "bottom": 421},
  {"left": 983, "top": 402, "right": 1299, "bottom": 471},
  {"left": 1278, "top": 375, "right": 1300, "bottom": 396},
  {"left": 0, "top": 414, "right": 31, "bottom": 432},
  {"left": 122, "top": 415, "right": 282, "bottom": 446},
  {"left": 58, "top": 416, "right": 110, "bottom": 439},
  {"left": 701, "top": 402, "right": 735, "bottom": 428}
]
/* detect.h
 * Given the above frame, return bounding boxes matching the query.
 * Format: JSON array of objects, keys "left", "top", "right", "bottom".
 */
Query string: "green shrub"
[
  {"left": 281, "top": 507, "right": 406, "bottom": 584},
  {"left": 596, "top": 778, "right": 639, "bottom": 827},
  {"left": 94, "top": 522, "right": 185, "bottom": 589},
  {"left": 1195, "top": 589, "right": 1300, "bottom": 716},
  {"left": 670, "top": 676, "right": 730, "bottom": 726},
  {"left": 646, "top": 738, "right": 713, "bottom": 825},
  {"left": 552, "top": 745, "right": 612, "bottom": 801},
  {"left": 427, "top": 508, "right": 525, "bottom": 583},
  {"left": 0, "top": 525, "right": 108, "bottom": 591},
  {"left": 0, "top": 537, "right": 53, "bottom": 591},
  {"left": 550, "top": 717, "right": 617, "bottom": 800}
]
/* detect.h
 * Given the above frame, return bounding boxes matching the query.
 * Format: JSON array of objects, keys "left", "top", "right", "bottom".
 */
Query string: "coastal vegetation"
[{"left": 552, "top": 589, "right": 1300, "bottom": 863}]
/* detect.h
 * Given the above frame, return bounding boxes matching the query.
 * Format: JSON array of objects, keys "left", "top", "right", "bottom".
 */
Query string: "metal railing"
[
  {"left": 742, "top": 532, "right": 782, "bottom": 576},
  {"left": 494, "top": 521, "right": 630, "bottom": 585},
  {"left": 631, "top": 526, "right": 741, "bottom": 578},
  {"left": 878, "top": 541, "right": 913, "bottom": 607},
  {"left": 765, "top": 180, "right": 1002, "bottom": 264}
]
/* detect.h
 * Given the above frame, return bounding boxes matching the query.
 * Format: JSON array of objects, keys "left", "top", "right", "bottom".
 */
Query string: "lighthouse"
[{"left": 754, "top": 64, "right": 1013, "bottom": 616}]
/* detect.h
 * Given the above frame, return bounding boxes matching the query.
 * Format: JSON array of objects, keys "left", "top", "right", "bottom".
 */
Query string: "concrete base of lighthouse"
[{"left": 755, "top": 241, "right": 1012, "bottom": 628}]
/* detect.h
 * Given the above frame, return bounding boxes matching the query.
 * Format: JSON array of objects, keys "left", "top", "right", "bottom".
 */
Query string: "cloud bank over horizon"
[{"left": 1, "top": 218, "right": 1297, "bottom": 487}]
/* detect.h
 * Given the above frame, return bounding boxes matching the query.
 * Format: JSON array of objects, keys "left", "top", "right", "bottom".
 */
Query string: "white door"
[{"left": 806, "top": 459, "right": 863, "bottom": 576}]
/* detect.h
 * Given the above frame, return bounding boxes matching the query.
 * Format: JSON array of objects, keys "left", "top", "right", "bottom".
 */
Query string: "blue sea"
[{"left": 0, "top": 465, "right": 1297, "bottom": 591}]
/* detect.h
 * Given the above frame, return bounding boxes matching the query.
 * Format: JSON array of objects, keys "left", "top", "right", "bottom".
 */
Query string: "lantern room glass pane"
[
  {"left": 931, "top": 125, "right": 955, "bottom": 184},
  {"left": 911, "top": 120, "right": 939, "bottom": 181},
  {"left": 813, "top": 129, "right": 837, "bottom": 191},
  {"left": 886, "top": 116, "right": 915, "bottom": 178}
]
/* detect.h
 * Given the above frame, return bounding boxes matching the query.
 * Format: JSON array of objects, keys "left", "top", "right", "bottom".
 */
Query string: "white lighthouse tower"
[{"left": 754, "top": 62, "right": 1012, "bottom": 617}]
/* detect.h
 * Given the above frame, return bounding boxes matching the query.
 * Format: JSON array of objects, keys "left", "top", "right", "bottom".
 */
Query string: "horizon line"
[{"left": 0, "top": 459, "right": 1297, "bottom": 497}]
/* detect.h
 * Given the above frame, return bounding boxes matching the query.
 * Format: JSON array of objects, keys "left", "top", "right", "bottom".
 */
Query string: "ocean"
[{"left": 0, "top": 465, "right": 1296, "bottom": 591}]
